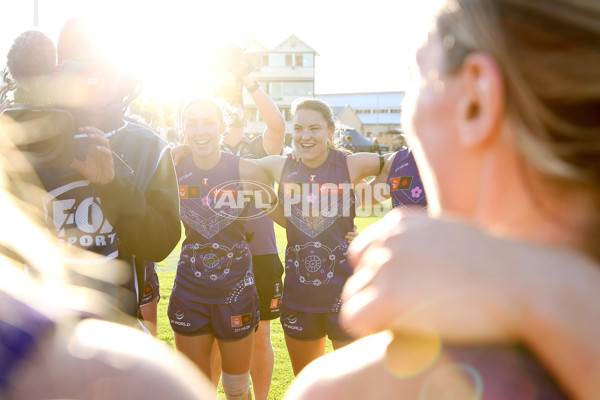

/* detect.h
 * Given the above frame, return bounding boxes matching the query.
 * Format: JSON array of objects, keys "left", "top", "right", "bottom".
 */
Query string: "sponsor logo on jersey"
[
  {"left": 179, "top": 186, "right": 189, "bottom": 198},
  {"left": 43, "top": 182, "right": 118, "bottom": 255}
]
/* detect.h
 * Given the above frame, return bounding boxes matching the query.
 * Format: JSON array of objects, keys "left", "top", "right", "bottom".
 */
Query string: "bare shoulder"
[{"left": 285, "top": 333, "right": 401, "bottom": 400}]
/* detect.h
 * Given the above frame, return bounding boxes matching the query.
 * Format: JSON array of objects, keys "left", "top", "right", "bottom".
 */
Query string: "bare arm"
[
  {"left": 250, "top": 155, "right": 287, "bottom": 183},
  {"left": 242, "top": 76, "right": 286, "bottom": 156},
  {"left": 346, "top": 152, "right": 394, "bottom": 186},
  {"left": 355, "top": 152, "right": 396, "bottom": 207},
  {"left": 342, "top": 211, "right": 600, "bottom": 400},
  {"left": 239, "top": 158, "right": 286, "bottom": 228}
]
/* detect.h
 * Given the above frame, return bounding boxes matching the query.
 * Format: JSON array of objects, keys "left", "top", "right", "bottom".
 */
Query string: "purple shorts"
[
  {"left": 140, "top": 262, "right": 160, "bottom": 307},
  {"left": 168, "top": 291, "right": 260, "bottom": 341},
  {"left": 280, "top": 304, "right": 354, "bottom": 341}
]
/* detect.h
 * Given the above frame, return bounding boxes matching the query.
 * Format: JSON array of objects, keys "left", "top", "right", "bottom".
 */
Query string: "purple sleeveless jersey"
[
  {"left": 437, "top": 344, "right": 569, "bottom": 399},
  {"left": 387, "top": 148, "right": 428, "bottom": 213},
  {"left": 223, "top": 137, "right": 277, "bottom": 256},
  {"left": 278, "top": 150, "right": 355, "bottom": 313},
  {"left": 174, "top": 152, "right": 255, "bottom": 304}
]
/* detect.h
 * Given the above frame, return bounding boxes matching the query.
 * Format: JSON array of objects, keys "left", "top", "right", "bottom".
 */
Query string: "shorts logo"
[
  {"left": 270, "top": 299, "right": 281, "bottom": 309},
  {"left": 144, "top": 283, "right": 152, "bottom": 294},
  {"left": 231, "top": 313, "right": 252, "bottom": 327},
  {"left": 391, "top": 176, "right": 413, "bottom": 191},
  {"left": 175, "top": 310, "right": 185, "bottom": 320},
  {"left": 287, "top": 314, "right": 297, "bottom": 324}
]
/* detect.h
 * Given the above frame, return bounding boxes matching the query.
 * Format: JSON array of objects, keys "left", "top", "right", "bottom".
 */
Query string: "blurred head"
[
  {"left": 182, "top": 99, "right": 225, "bottom": 158},
  {"left": 57, "top": 16, "right": 100, "bottom": 64},
  {"left": 407, "top": 0, "right": 600, "bottom": 255},
  {"left": 6, "top": 30, "right": 56, "bottom": 103},
  {"left": 56, "top": 17, "right": 137, "bottom": 130},
  {"left": 291, "top": 98, "right": 336, "bottom": 166}
]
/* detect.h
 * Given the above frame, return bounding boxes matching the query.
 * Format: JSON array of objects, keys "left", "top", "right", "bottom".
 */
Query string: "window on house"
[
  {"left": 295, "top": 54, "right": 303, "bottom": 66},
  {"left": 268, "top": 54, "right": 285, "bottom": 67},
  {"left": 270, "top": 81, "right": 313, "bottom": 97},
  {"left": 285, "top": 54, "right": 293, "bottom": 66},
  {"left": 303, "top": 53, "right": 314, "bottom": 67}
]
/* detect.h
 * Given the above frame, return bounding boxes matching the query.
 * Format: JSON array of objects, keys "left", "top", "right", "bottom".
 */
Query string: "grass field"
[{"left": 155, "top": 215, "right": 384, "bottom": 399}]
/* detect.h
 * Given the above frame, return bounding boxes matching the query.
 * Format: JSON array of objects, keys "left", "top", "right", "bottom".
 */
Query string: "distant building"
[
  {"left": 239, "top": 35, "right": 404, "bottom": 151},
  {"left": 317, "top": 92, "right": 405, "bottom": 149}
]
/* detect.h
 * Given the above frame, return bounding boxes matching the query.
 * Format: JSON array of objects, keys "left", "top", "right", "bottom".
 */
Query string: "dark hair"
[
  {"left": 291, "top": 98, "right": 335, "bottom": 128},
  {"left": 7, "top": 30, "right": 56, "bottom": 79}
]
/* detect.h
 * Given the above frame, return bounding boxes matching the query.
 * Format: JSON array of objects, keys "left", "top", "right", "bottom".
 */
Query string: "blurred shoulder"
[{"left": 286, "top": 332, "right": 397, "bottom": 400}]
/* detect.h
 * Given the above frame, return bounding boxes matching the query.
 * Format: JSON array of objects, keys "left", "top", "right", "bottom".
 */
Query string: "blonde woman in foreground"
[{"left": 286, "top": 0, "right": 600, "bottom": 398}]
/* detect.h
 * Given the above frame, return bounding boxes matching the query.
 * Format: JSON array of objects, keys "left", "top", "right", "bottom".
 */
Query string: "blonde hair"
[
  {"left": 437, "top": 0, "right": 600, "bottom": 183},
  {"left": 436, "top": 0, "right": 600, "bottom": 256}
]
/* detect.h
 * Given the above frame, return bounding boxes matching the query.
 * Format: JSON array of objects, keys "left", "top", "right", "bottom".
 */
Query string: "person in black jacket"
[
  {"left": 54, "top": 17, "right": 181, "bottom": 318},
  {"left": 3, "top": 19, "right": 180, "bottom": 318}
]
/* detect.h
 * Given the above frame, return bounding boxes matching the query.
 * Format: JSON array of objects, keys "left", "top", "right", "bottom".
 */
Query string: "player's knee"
[{"left": 221, "top": 370, "right": 251, "bottom": 400}]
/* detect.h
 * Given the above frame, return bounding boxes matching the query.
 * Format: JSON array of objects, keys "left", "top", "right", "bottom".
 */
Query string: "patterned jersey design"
[
  {"left": 285, "top": 186, "right": 354, "bottom": 239},
  {"left": 179, "top": 181, "right": 245, "bottom": 239},
  {"left": 285, "top": 241, "right": 348, "bottom": 287}
]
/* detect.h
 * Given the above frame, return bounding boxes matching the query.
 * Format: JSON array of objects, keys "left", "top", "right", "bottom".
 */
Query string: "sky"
[{"left": 1, "top": 0, "right": 442, "bottom": 99}]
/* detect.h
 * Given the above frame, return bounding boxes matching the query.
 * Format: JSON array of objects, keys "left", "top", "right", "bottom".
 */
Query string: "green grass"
[{"left": 156, "top": 215, "right": 384, "bottom": 399}]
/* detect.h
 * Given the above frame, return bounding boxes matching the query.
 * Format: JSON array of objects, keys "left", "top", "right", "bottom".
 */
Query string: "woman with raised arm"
[{"left": 253, "top": 98, "right": 392, "bottom": 375}]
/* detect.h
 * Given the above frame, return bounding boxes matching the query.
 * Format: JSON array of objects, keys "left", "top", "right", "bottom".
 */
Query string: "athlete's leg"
[
  {"left": 250, "top": 254, "right": 282, "bottom": 400},
  {"left": 284, "top": 334, "right": 326, "bottom": 376},
  {"left": 218, "top": 331, "right": 255, "bottom": 375},
  {"left": 251, "top": 320, "right": 274, "bottom": 400},
  {"left": 219, "top": 332, "right": 255, "bottom": 399},
  {"left": 174, "top": 332, "right": 215, "bottom": 382},
  {"left": 139, "top": 297, "right": 158, "bottom": 337},
  {"left": 211, "top": 339, "right": 222, "bottom": 387}
]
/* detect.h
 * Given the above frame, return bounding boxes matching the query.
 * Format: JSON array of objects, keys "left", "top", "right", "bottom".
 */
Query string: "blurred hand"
[
  {"left": 171, "top": 144, "right": 191, "bottom": 167},
  {"left": 345, "top": 224, "right": 359, "bottom": 245},
  {"left": 70, "top": 126, "right": 115, "bottom": 185},
  {"left": 342, "top": 211, "right": 523, "bottom": 342},
  {"left": 290, "top": 149, "right": 300, "bottom": 162}
]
